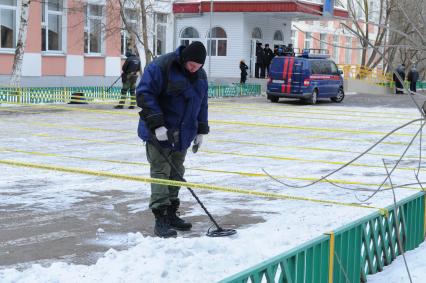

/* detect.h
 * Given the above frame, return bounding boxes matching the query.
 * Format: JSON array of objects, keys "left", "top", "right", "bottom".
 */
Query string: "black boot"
[
  {"left": 152, "top": 207, "right": 177, "bottom": 238},
  {"left": 167, "top": 200, "right": 192, "bottom": 231}
]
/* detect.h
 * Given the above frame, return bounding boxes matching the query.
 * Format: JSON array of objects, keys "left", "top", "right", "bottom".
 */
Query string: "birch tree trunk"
[
  {"left": 139, "top": 0, "right": 153, "bottom": 65},
  {"left": 118, "top": 0, "right": 154, "bottom": 66},
  {"left": 10, "top": 0, "right": 31, "bottom": 87}
]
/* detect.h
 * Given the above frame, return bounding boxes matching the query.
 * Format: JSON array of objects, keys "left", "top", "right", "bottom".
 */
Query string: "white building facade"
[{"left": 171, "top": 0, "right": 348, "bottom": 79}]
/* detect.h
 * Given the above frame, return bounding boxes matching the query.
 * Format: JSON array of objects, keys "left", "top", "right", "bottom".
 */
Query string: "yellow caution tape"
[
  {"left": 0, "top": 159, "right": 381, "bottom": 210},
  {"left": 210, "top": 120, "right": 413, "bottom": 137},
  {"left": 0, "top": 105, "right": 416, "bottom": 137},
  {"left": 0, "top": 102, "right": 135, "bottom": 116},
  {"left": 210, "top": 107, "right": 414, "bottom": 124},
  {"left": 200, "top": 149, "right": 425, "bottom": 174},
  {"left": 209, "top": 102, "right": 418, "bottom": 120},
  {"left": 0, "top": 146, "right": 421, "bottom": 190},
  {"left": 209, "top": 139, "right": 417, "bottom": 158}
]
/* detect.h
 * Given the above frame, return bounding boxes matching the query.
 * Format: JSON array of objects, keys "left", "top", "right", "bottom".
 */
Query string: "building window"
[
  {"left": 207, "top": 27, "right": 227, "bottom": 56},
  {"left": 273, "top": 30, "right": 283, "bottom": 41},
  {"left": 345, "top": 37, "right": 352, "bottom": 64},
  {"left": 320, "top": 33, "right": 327, "bottom": 53},
  {"left": 85, "top": 4, "right": 103, "bottom": 54},
  {"left": 41, "top": 0, "right": 64, "bottom": 52},
  {"left": 154, "top": 13, "right": 167, "bottom": 56},
  {"left": 0, "top": 0, "right": 16, "bottom": 49},
  {"left": 304, "top": 32, "right": 312, "bottom": 50},
  {"left": 179, "top": 27, "right": 200, "bottom": 46},
  {"left": 251, "top": 27, "right": 262, "bottom": 39},
  {"left": 333, "top": 35, "right": 339, "bottom": 62},
  {"left": 121, "top": 8, "right": 138, "bottom": 55}
]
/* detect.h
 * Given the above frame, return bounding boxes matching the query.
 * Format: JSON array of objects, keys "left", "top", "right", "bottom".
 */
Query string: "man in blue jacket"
[{"left": 136, "top": 41, "right": 209, "bottom": 238}]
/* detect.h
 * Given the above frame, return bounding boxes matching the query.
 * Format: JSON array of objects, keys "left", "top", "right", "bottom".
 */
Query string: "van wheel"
[
  {"left": 307, "top": 89, "right": 318, "bottom": 105},
  {"left": 331, "top": 88, "right": 345, "bottom": 103},
  {"left": 269, "top": 96, "right": 279, "bottom": 103}
]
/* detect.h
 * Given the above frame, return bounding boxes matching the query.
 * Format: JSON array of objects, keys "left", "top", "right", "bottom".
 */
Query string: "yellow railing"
[{"left": 337, "top": 64, "right": 393, "bottom": 85}]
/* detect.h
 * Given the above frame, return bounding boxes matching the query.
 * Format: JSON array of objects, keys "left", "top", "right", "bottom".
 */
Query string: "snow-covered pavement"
[{"left": 0, "top": 96, "right": 424, "bottom": 282}]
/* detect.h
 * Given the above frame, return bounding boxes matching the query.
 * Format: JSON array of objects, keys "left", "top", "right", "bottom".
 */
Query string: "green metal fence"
[
  {"left": 378, "top": 81, "right": 426, "bottom": 90},
  {"left": 208, "top": 84, "right": 262, "bottom": 98},
  {"left": 0, "top": 84, "right": 261, "bottom": 104},
  {"left": 219, "top": 192, "right": 425, "bottom": 283}
]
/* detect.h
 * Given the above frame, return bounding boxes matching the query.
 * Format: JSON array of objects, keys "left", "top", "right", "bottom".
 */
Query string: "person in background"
[
  {"left": 240, "top": 60, "right": 248, "bottom": 84},
  {"left": 255, "top": 42, "right": 264, "bottom": 78},
  {"left": 263, "top": 44, "right": 274, "bottom": 77},
  {"left": 114, "top": 50, "right": 141, "bottom": 109},
  {"left": 284, "top": 43, "right": 295, "bottom": 56},
  {"left": 393, "top": 64, "right": 406, "bottom": 94},
  {"left": 136, "top": 41, "right": 209, "bottom": 238},
  {"left": 277, "top": 46, "right": 285, "bottom": 56},
  {"left": 407, "top": 64, "right": 419, "bottom": 94},
  {"left": 273, "top": 46, "right": 279, "bottom": 57}
]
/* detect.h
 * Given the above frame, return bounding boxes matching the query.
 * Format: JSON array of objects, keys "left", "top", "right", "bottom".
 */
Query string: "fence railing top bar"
[
  {"left": 331, "top": 192, "right": 424, "bottom": 235},
  {"left": 217, "top": 234, "right": 329, "bottom": 282},
  {"left": 386, "top": 191, "right": 424, "bottom": 209}
]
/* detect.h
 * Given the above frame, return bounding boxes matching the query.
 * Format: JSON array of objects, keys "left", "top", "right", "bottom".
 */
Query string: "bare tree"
[
  {"left": 387, "top": 0, "right": 426, "bottom": 77},
  {"left": 339, "top": 0, "right": 394, "bottom": 73},
  {"left": 115, "top": 0, "right": 154, "bottom": 65},
  {"left": 10, "top": 0, "right": 31, "bottom": 87}
]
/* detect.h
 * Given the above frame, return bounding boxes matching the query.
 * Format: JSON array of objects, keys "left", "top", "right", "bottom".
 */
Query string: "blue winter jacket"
[{"left": 136, "top": 46, "right": 209, "bottom": 151}]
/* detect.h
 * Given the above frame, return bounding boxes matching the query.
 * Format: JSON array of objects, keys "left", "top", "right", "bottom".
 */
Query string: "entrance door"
[{"left": 249, "top": 39, "right": 258, "bottom": 78}]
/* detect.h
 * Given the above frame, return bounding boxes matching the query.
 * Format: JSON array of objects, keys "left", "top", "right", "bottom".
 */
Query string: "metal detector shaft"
[
  {"left": 106, "top": 75, "right": 121, "bottom": 93},
  {"left": 149, "top": 137, "right": 222, "bottom": 231}
]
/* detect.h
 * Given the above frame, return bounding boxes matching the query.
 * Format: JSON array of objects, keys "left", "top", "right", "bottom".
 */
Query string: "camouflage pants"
[
  {"left": 118, "top": 73, "right": 138, "bottom": 106},
  {"left": 146, "top": 142, "right": 187, "bottom": 209}
]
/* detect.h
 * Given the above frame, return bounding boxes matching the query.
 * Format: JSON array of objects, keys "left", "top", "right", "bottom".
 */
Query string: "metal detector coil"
[
  {"left": 150, "top": 134, "right": 237, "bottom": 238},
  {"left": 207, "top": 227, "right": 237, "bottom": 237}
]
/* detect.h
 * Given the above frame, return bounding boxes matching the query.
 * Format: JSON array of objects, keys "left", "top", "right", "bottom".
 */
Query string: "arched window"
[
  {"left": 273, "top": 30, "right": 283, "bottom": 41},
  {"left": 207, "top": 27, "right": 227, "bottom": 56},
  {"left": 251, "top": 27, "right": 262, "bottom": 39},
  {"left": 179, "top": 27, "right": 200, "bottom": 46}
]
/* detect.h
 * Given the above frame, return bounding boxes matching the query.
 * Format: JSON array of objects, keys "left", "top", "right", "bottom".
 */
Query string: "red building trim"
[{"left": 173, "top": 1, "right": 348, "bottom": 18}]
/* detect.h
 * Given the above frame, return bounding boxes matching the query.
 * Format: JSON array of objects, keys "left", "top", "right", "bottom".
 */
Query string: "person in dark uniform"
[
  {"left": 263, "top": 44, "right": 274, "bottom": 77},
  {"left": 114, "top": 50, "right": 141, "bottom": 109},
  {"left": 255, "top": 42, "right": 264, "bottom": 78},
  {"left": 240, "top": 60, "right": 248, "bottom": 84},
  {"left": 407, "top": 65, "right": 419, "bottom": 94},
  {"left": 393, "top": 64, "right": 406, "bottom": 94}
]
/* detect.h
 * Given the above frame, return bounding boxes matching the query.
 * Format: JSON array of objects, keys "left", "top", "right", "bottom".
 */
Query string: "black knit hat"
[{"left": 181, "top": 41, "right": 207, "bottom": 65}]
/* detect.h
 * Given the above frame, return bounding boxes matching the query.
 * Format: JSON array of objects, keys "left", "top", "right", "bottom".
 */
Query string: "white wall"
[
  {"left": 22, "top": 53, "right": 41, "bottom": 76},
  {"left": 66, "top": 55, "right": 84, "bottom": 76},
  {"left": 175, "top": 13, "right": 245, "bottom": 79},
  {"left": 175, "top": 13, "right": 292, "bottom": 79}
]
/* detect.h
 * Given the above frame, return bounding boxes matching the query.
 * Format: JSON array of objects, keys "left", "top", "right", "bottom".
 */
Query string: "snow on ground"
[
  {"left": 368, "top": 241, "right": 426, "bottom": 283},
  {"left": 0, "top": 97, "right": 425, "bottom": 282}
]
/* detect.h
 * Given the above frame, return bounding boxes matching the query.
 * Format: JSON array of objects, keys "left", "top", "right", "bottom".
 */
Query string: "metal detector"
[
  {"left": 149, "top": 133, "right": 237, "bottom": 237},
  {"left": 106, "top": 75, "right": 122, "bottom": 93}
]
